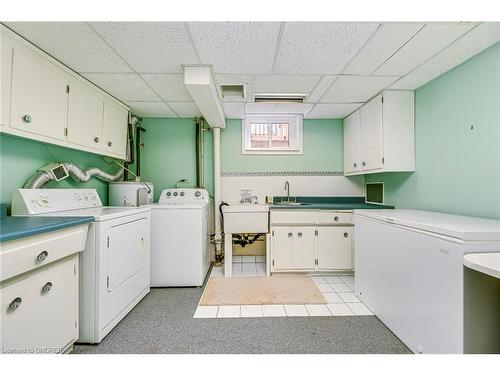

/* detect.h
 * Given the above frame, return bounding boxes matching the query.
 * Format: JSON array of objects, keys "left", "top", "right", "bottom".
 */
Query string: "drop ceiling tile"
[
  {"left": 274, "top": 22, "right": 379, "bottom": 74},
  {"left": 373, "top": 23, "right": 477, "bottom": 76},
  {"left": 4, "top": 22, "right": 131, "bottom": 73},
  {"left": 83, "top": 73, "right": 160, "bottom": 101},
  {"left": 125, "top": 102, "right": 177, "bottom": 117},
  {"left": 305, "top": 75, "right": 338, "bottom": 103},
  {"left": 253, "top": 75, "right": 321, "bottom": 94},
  {"left": 188, "top": 22, "right": 281, "bottom": 73},
  {"left": 245, "top": 102, "right": 314, "bottom": 115},
  {"left": 222, "top": 102, "right": 246, "bottom": 119},
  {"left": 305, "top": 103, "right": 362, "bottom": 119},
  {"left": 141, "top": 74, "right": 192, "bottom": 101},
  {"left": 343, "top": 23, "right": 425, "bottom": 75},
  {"left": 391, "top": 22, "right": 500, "bottom": 90},
  {"left": 167, "top": 102, "right": 201, "bottom": 118},
  {"left": 90, "top": 22, "right": 199, "bottom": 73},
  {"left": 322, "top": 75, "right": 399, "bottom": 103}
]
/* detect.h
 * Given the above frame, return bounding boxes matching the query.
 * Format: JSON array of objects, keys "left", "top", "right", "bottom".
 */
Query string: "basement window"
[{"left": 242, "top": 114, "right": 303, "bottom": 155}]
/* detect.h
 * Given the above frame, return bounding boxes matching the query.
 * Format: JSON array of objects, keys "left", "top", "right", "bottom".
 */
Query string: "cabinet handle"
[
  {"left": 353, "top": 163, "right": 357, "bottom": 168},
  {"left": 23, "top": 114, "right": 32, "bottom": 123},
  {"left": 288, "top": 232, "right": 293, "bottom": 238},
  {"left": 8, "top": 297, "right": 22, "bottom": 312},
  {"left": 94, "top": 137, "right": 100, "bottom": 143},
  {"left": 344, "top": 232, "right": 349, "bottom": 238},
  {"left": 107, "top": 141, "right": 112, "bottom": 147},
  {"left": 297, "top": 232, "right": 303, "bottom": 238},
  {"left": 41, "top": 282, "right": 53, "bottom": 294},
  {"left": 362, "top": 161, "right": 366, "bottom": 166},
  {"left": 37, "top": 250, "right": 49, "bottom": 262},
  {"left": 334, "top": 216, "right": 339, "bottom": 222}
]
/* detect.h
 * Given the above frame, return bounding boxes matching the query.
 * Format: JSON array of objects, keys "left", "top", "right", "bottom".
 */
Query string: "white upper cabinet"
[
  {"left": 10, "top": 47, "right": 68, "bottom": 141},
  {"left": 102, "top": 100, "right": 128, "bottom": 157},
  {"left": 0, "top": 25, "right": 129, "bottom": 159},
  {"left": 67, "top": 78, "right": 104, "bottom": 150},
  {"left": 343, "top": 90, "right": 415, "bottom": 175}
]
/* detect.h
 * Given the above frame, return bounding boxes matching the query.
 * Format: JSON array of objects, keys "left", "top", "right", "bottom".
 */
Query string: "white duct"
[{"left": 23, "top": 163, "right": 124, "bottom": 189}]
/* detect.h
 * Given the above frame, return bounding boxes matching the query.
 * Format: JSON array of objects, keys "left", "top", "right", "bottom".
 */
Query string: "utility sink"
[{"left": 222, "top": 204, "right": 269, "bottom": 233}]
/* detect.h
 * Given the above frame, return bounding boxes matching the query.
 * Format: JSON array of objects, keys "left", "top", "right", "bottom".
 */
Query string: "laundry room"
[{"left": 0, "top": 1, "right": 499, "bottom": 373}]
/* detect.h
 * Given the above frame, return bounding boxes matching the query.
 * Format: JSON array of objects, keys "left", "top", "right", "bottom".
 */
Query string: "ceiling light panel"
[
  {"left": 391, "top": 22, "right": 500, "bottom": 90},
  {"left": 306, "top": 103, "right": 363, "bottom": 119},
  {"left": 343, "top": 23, "right": 424, "bottom": 75},
  {"left": 4, "top": 22, "right": 131, "bottom": 73},
  {"left": 373, "top": 23, "right": 477, "bottom": 76},
  {"left": 274, "top": 22, "right": 379, "bottom": 74},
  {"left": 142, "top": 74, "right": 193, "bottom": 101},
  {"left": 222, "top": 102, "right": 246, "bottom": 119},
  {"left": 305, "top": 75, "right": 338, "bottom": 103},
  {"left": 90, "top": 22, "right": 199, "bottom": 73},
  {"left": 322, "top": 75, "right": 399, "bottom": 102},
  {"left": 125, "top": 101, "right": 177, "bottom": 117},
  {"left": 188, "top": 22, "right": 281, "bottom": 73},
  {"left": 253, "top": 74, "right": 321, "bottom": 94},
  {"left": 167, "top": 102, "right": 202, "bottom": 118},
  {"left": 245, "top": 102, "right": 314, "bottom": 115},
  {"left": 83, "top": 73, "right": 160, "bottom": 101}
]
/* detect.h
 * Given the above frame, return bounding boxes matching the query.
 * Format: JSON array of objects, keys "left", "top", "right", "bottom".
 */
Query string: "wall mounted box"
[
  {"left": 343, "top": 90, "right": 415, "bottom": 175},
  {"left": 0, "top": 25, "right": 129, "bottom": 160}
]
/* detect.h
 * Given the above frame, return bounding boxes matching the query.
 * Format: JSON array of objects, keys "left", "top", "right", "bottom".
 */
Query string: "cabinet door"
[
  {"left": 292, "top": 227, "right": 316, "bottom": 270},
  {"left": 343, "top": 110, "right": 361, "bottom": 174},
  {"left": 0, "top": 256, "right": 78, "bottom": 353},
  {"left": 317, "top": 227, "right": 353, "bottom": 270},
  {"left": 10, "top": 47, "right": 68, "bottom": 140},
  {"left": 67, "top": 79, "right": 104, "bottom": 149},
  {"left": 272, "top": 227, "right": 293, "bottom": 270},
  {"left": 102, "top": 100, "right": 128, "bottom": 158},
  {"left": 360, "top": 94, "right": 383, "bottom": 171}
]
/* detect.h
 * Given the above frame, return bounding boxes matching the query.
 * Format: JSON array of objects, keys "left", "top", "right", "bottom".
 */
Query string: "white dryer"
[
  {"left": 11, "top": 189, "right": 151, "bottom": 343},
  {"left": 151, "top": 188, "right": 210, "bottom": 287}
]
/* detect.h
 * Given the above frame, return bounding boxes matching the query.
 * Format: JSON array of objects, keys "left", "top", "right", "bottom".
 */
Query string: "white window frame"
[{"left": 242, "top": 114, "right": 303, "bottom": 155}]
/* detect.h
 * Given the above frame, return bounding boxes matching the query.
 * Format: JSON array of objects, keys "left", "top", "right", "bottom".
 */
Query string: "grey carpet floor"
[{"left": 73, "top": 281, "right": 411, "bottom": 354}]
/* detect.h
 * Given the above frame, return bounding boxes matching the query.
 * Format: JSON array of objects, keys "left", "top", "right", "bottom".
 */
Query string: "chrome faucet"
[{"left": 284, "top": 181, "right": 290, "bottom": 202}]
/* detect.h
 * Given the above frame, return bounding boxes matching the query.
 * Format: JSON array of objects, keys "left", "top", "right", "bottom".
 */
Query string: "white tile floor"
[{"left": 194, "top": 260, "right": 374, "bottom": 319}]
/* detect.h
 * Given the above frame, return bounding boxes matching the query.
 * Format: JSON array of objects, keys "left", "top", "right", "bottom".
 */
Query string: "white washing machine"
[
  {"left": 151, "top": 188, "right": 210, "bottom": 287},
  {"left": 11, "top": 189, "right": 151, "bottom": 344}
]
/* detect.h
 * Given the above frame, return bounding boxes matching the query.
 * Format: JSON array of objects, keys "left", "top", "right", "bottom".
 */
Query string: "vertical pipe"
[{"left": 213, "top": 127, "right": 222, "bottom": 260}]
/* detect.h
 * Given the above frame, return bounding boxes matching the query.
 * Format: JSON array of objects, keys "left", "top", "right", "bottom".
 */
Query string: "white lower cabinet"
[
  {"left": 0, "top": 255, "right": 79, "bottom": 354},
  {"left": 316, "top": 227, "right": 353, "bottom": 270},
  {"left": 270, "top": 210, "right": 354, "bottom": 273}
]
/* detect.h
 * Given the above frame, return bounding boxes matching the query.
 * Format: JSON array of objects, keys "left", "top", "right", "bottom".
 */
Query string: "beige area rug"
[{"left": 199, "top": 276, "right": 326, "bottom": 306}]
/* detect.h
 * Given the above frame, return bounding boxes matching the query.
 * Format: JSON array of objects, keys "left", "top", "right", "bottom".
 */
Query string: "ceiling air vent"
[
  {"left": 219, "top": 85, "right": 245, "bottom": 100},
  {"left": 254, "top": 93, "right": 307, "bottom": 103}
]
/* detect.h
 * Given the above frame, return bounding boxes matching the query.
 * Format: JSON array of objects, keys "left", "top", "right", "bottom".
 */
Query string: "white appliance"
[
  {"left": 11, "top": 189, "right": 151, "bottom": 344},
  {"left": 354, "top": 209, "right": 500, "bottom": 354},
  {"left": 109, "top": 181, "right": 154, "bottom": 206},
  {"left": 151, "top": 188, "right": 210, "bottom": 287}
]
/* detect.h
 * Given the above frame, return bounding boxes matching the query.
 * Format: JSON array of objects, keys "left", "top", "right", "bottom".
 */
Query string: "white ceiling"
[{"left": 5, "top": 22, "right": 499, "bottom": 119}]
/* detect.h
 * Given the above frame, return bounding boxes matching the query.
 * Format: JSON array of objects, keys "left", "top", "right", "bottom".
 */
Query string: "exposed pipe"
[
  {"left": 213, "top": 127, "right": 222, "bottom": 263},
  {"left": 135, "top": 123, "right": 146, "bottom": 178},
  {"left": 123, "top": 115, "right": 137, "bottom": 181},
  {"left": 23, "top": 163, "right": 124, "bottom": 189}
]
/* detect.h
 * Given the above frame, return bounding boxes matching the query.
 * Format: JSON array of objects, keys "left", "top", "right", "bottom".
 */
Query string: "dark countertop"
[
  {"left": 270, "top": 196, "right": 394, "bottom": 210},
  {"left": 0, "top": 216, "right": 94, "bottom": 242}
]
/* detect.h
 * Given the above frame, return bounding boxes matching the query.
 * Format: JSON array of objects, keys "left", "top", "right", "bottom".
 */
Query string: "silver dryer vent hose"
[{"left": 23, "top": 163, "right": 124, "bottom": 189}]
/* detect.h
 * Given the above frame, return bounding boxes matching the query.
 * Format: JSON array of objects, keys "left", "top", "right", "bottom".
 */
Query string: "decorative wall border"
[{"left": 221, "top": 171, "right": 344, "bottom": 177}]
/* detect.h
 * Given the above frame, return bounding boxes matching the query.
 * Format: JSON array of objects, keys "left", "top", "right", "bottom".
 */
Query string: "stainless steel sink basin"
[{"left": 274, "top": 201, "right": 310, "bottom": 206}]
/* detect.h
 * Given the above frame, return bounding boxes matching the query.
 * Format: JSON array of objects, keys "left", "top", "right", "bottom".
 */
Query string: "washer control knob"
[
  {"left": 166, "top": 192, "right": 172, "bottom": 196},
  {"left": 173, "top": 192, "right": 178, "bottom": 196},
  {"left": 195, "top": 191, "right": 201, "bottom": 197},
  {"left": 180, "top": 191, "right": 185, "bottom": 196}
]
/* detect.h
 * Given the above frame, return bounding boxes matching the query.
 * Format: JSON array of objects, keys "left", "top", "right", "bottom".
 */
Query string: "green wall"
[
  {"left": 221, "top": 118, "right": 343, "bottom": 172},
  {"left": 0, "top": 133, "right": 117, "bottom": 208},
  {"left": 140, "top": 117, "right": 214, "bottom": 201},
  {"left": 367, "top": 43, "right": 500, "bottom": 220}
]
